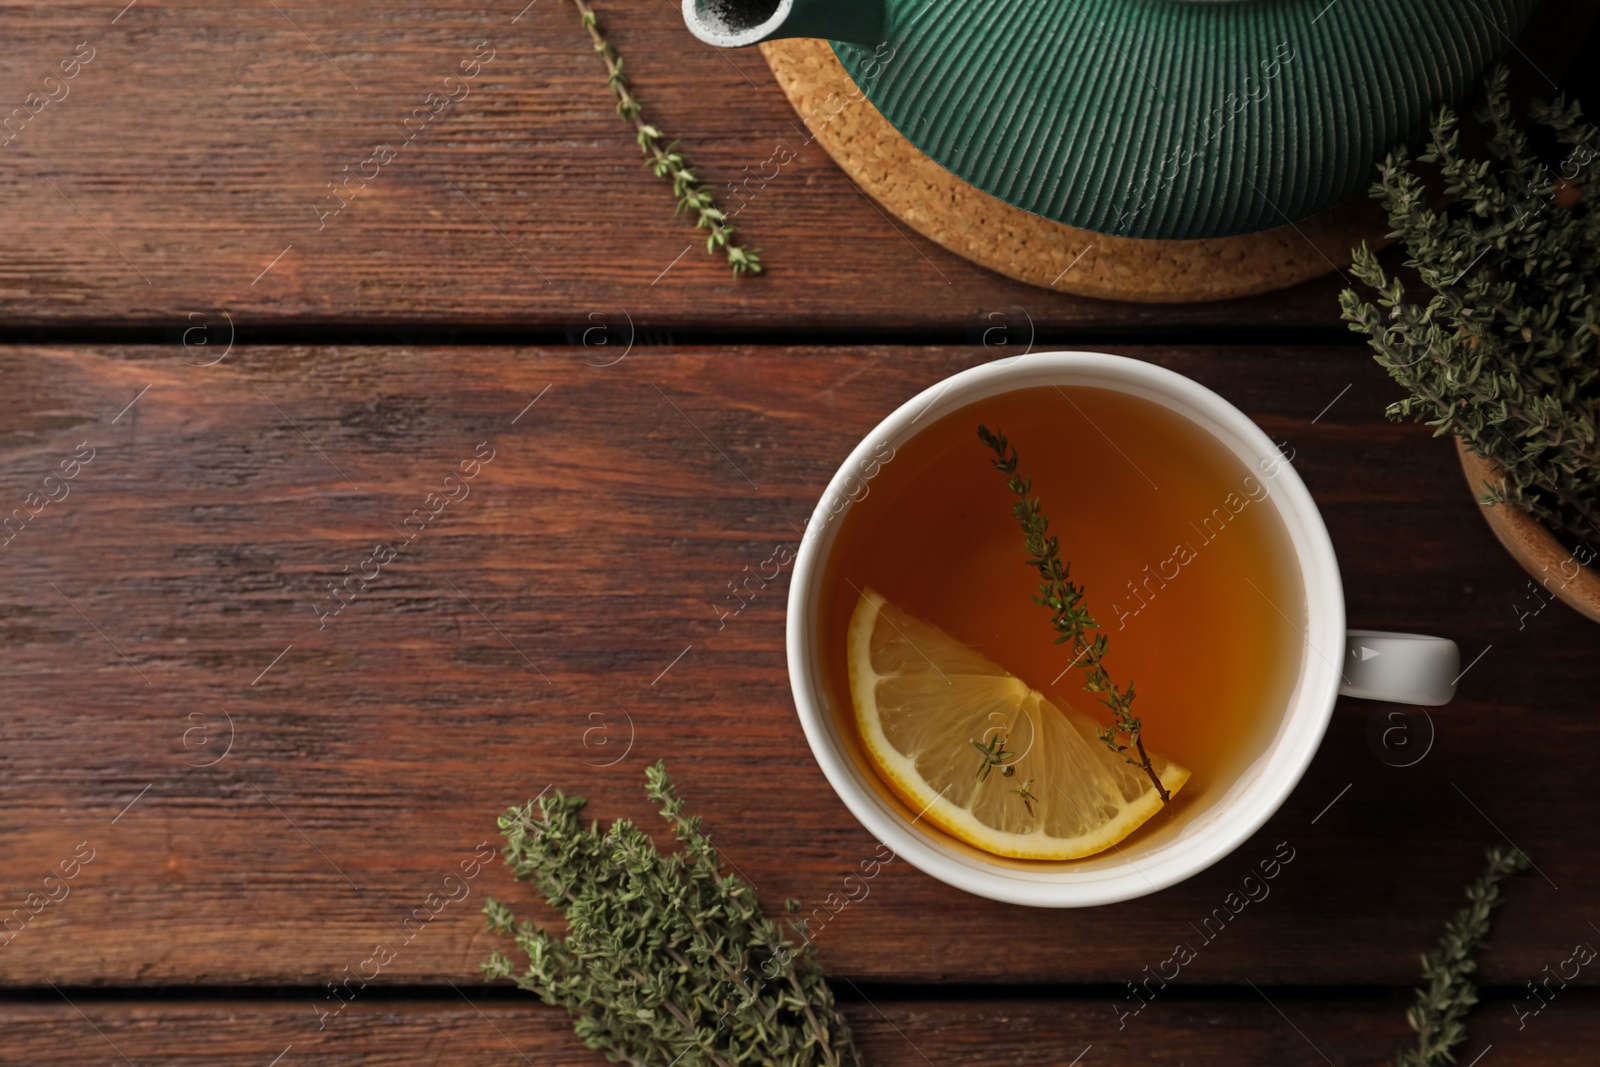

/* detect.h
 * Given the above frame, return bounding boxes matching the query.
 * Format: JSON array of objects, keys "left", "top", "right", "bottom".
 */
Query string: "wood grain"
[
  {"left": 1, "top": 345, "right": 1596, "bottom": 990},
  {"left": 0, "top": 1, "right": 1363, "bottom": 329},
  {"left": 5, "top": 995, "right": 1599, "bottom": 1066}
]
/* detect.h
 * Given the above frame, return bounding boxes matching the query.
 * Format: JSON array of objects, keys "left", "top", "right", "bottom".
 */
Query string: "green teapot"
[{"left": 682, "top": 0, "right": 1539, "bottom": 239}]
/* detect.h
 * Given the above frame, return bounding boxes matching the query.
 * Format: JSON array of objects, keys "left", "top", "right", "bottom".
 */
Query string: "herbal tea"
[{"left": 816, "top": 384, "right": 1305, "bottom": 861}]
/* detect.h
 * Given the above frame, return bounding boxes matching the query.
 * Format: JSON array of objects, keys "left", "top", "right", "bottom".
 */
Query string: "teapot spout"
[{"left": 683, "top": 0, "right": 884, "bottom": 49}]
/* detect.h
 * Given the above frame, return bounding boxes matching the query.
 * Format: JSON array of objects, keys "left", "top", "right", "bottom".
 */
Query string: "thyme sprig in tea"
[
  {"left": 970, "top": 733, "right": 1014, "bottom": 781},
  {"left": 1010, "top": 778, "right": 1039, "bottom": 818},
  {"left": 977, "top": 425, "right": 1172, "bottom": 809}
]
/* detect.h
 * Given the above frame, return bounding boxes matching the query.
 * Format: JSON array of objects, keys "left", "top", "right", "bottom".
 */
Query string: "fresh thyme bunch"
[
  {"left": 482, "top": 762, "right": 860, "bottom": 1067},
  {"left": 1394, "top": 844, "right": 1530, "bottom": 1067},
  {"left": 977, "top": 425, "right": 1170, "bottom": 807},
  {"left": 1340, "top": 65, "right": 1599, "bottom": 542},
  {"left": 567, "top": 0, "right": 762, "bottom": 276}
]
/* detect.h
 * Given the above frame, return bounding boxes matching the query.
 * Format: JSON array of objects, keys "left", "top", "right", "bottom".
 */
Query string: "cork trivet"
[{"left": 760, "top": 38, "right": 1390, "bottom": 303}]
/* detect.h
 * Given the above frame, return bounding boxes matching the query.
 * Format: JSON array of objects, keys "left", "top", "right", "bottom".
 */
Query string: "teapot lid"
[{"left": 830, "top": 0, "right": 1539, "bottom": 239}]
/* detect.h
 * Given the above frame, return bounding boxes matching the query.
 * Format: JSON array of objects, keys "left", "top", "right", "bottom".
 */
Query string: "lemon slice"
[{"left": 848, "top": 587, "right": 1190, "bottom": 860}]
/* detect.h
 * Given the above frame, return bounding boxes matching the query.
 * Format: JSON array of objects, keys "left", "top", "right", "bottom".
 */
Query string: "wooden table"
[{"left": 3, "top": 3, "right": 1598, "bottom": 1064}]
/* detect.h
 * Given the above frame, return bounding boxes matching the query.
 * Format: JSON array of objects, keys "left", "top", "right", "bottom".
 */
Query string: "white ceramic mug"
[{"left": 786, "top": 352, "right": 1459, "bottom": 907}]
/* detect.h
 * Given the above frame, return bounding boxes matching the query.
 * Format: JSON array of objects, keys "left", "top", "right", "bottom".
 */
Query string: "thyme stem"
[
  {"left": 1394, "top": 845, "right": 1530, "bottom": 1067},
  {"left": 978, "top": 425, "right": 1170, "bottom": 809},
  {"left": 567, "top": 0, "right": 762, "bottom": 276}
]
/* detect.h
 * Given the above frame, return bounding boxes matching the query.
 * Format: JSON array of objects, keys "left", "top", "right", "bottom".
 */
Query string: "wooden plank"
[
  {"left": 0, "top": 2, "right": 1362, "bottom": 330},
  {"left": 0, "top": 346, "right": 1596, "bottom": 988},
  {"left": 3, "top": 995, "right": 1598, "bottom": 1065}
]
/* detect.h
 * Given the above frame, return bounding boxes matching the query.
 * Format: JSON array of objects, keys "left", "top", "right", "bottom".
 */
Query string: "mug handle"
[{"left": 1340, "top": 630, "right": 1460, "bottom": 706}]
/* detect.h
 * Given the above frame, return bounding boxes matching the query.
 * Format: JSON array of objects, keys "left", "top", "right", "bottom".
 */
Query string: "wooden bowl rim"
[{"left": 1455, "top": 440, "right": 1600, "bottom": 624}]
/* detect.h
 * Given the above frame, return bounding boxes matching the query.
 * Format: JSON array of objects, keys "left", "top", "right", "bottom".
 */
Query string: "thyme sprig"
[
  {"left": 568, "top": 0, "right": 762, "bottom": 276},
  {"left": 482, "top": 762, "right": 859, "bottom": 1067},
  {"left": 977, "top": 425, "right": 1170, "bottom": 808},
  {"left": 1010, "top": 779, "right": 1038, "bottom": 818},
  {"left": 1340, "top": 65, "right": 1598, "bottom": 541},
  {"left": 970, "top": 733, "right": 1014, "bottom": 781},
  {"left": 1394, "top": 844, "right": 1530, "bottom": 1067}
]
